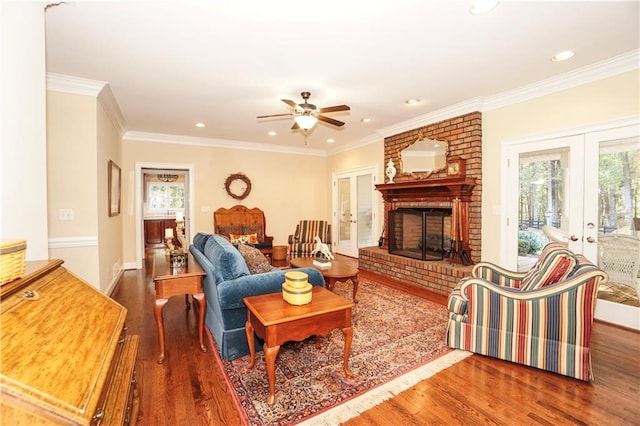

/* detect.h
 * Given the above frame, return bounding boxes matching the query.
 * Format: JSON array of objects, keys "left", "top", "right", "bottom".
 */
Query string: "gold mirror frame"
[{"left": 398, "top": 132, "right": 449, "bottom": 179}]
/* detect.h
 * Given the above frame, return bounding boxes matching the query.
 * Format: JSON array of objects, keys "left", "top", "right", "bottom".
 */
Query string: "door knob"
[
  {"left": 570, "top": 235, "right": 579, "bottom": 241},
  {"left": 586, "top": 236, "right": 596, "bottom": 243}
]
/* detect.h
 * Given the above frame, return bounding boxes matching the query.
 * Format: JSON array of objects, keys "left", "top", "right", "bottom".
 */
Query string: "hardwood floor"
[{"left": 111, "top": 253, "right": 640, "bottom": 425}]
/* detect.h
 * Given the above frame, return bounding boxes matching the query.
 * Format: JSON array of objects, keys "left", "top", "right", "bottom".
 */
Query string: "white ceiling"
[{"left": 44, "top": 1, "right": 639, "bottom": 151}]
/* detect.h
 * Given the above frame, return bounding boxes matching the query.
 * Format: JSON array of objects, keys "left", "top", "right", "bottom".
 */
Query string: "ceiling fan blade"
[
  {"left": 281, "top": 99, "right": 298, "bottom": 109},
  {"left": 256, "top": 113, "right": 293, "bottom": 118},
  {"left": 291, "top": 121, "right": 300, "bottom": 130},
  {"left": 317, "top": 115, "right": 345, "bottom": 127},
  {"left": 318, "top": 105, "right": 350, "bottom": 114}
]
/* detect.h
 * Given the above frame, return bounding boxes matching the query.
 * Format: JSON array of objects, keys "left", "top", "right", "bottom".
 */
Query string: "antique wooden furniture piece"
[
  {"left": 290, "top": 256, "right": 360, "bottom": 303},
  {"left": 0, "top": 259, "right": 140, "bottom": 425},
  {"left": 152, "top": 250, "right": 207, "bottom": 364},
  {"left": 213, "top": 205, "right": 274, "bottom": 261},
  {"left": 244, "top": 286, "right": 354, "bottom": 405},
  {"left": 144, "top": 218, "right": 179, "bottom": 249}
]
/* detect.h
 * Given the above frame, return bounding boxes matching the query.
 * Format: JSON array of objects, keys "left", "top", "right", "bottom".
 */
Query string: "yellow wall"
[
  {"left": 46, "top": 90, "right": 101, "bottom": 285},
  {"left": 122, "top": 140, "right": 328, "bottom": 265},
  {"left": 481, "top": 70, "right": 640, "bottom": 262},
  {"left": 96, "top": 87, "right": 123, "bottom": 292}
]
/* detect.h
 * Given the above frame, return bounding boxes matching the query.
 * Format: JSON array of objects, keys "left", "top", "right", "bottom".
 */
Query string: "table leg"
[
  {"left": 352, "top": 275, "right": 359, "bottom": 303},
  {"left": 245, "top": 320, "right": 256, "bottom": 369},
  {"left": 325, "top": 277, "right": 336, "bottom": 292},
  {"left": 264, "top": 344, "right": 281, "bottom": 405},
  {"left": 185, "top": 294, "right": 191, "bottom": 310},
  {"left": 154, "top": 298, "right": 169, "bottom": 364},
  {"left": 342, "top": 326, "right": 353, "bottom": 376},
  {"left": 192, "top": 293, "right": 207, "bottom": 353}
]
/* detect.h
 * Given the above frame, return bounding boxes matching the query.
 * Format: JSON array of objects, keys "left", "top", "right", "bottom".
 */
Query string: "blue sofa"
[{"left": 189, "top": 233, "right": 325, "bottom": 360}]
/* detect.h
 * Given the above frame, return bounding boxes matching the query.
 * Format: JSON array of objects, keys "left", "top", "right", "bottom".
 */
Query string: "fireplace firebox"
[{"left": 388, "top": 208, "right": 451, "bottom": 261}]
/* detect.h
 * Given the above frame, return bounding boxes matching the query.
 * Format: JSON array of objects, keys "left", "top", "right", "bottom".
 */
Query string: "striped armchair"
[
  {"left": 446, "top": 243, "right": 608, "bottom": 381},
  {"left": 287, "top": 220, "right": 332, "bottom": 260}
]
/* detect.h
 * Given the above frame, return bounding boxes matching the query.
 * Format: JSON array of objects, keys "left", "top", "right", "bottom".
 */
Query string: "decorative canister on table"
[
  {"left": 282, "top": 271, "right": 312, "bottom": 305},
  {"left": 0, "top": 240, "right": 27, "bottom": 285}
]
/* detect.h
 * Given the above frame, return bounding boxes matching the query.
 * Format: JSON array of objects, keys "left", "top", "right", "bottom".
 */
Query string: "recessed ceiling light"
[
  {"left": 469, "top": 0, "right": 499, "bottom": 15},
  {"left": 195, "top": 122, "right": 205, "bottom": 128},
  {"left": 551, "top": 50, "right": 575, "bottom": 62},
  {"left": 405, "top": 99, "right": 421, "bottom": 105},
  {"left": 327, "top": 139, "right": 335, "bottom": 144},
  {"left": 361, "top": 117, "right": 372, "bottom": 123},
  {"left": 268, "top": 131, "right": 277, "bottom": 136}
]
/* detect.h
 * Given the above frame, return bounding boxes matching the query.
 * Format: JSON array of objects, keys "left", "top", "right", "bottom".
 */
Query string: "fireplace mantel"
[
  {"left": 376, "top": 177, "right": 477, "bottom": 265},
  {"left": 375, "top": 177, "right": 476, "bottom": 202}
]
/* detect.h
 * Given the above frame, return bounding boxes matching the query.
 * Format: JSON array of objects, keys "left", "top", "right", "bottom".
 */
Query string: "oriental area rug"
[{"left": 210, "top": 278, "right": 471, "bottom": 425}]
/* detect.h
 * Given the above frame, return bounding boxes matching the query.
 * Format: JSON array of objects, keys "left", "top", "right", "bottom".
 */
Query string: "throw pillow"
[
  {"left": 242, "top": 224, "right": 264, "bottom": 242},
  {"left": 229, "top": 233, "right": 259, "bottom": 245},
  {"left": 237, "top": 244, "right": 272, "bottom": 274},
  {"left": 520, "top": 250, "right": 578, "bottom": 291}
]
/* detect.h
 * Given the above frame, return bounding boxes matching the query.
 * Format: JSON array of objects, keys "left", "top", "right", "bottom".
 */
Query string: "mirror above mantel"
[{"left": 398, "top": 134, "right": 448, "bottom": 179}]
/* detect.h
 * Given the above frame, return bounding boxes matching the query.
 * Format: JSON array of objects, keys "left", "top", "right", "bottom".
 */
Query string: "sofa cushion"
[
  {"left": 520, "top": 248, "right": 578, "bottom": 291},
  {"left": 204, "top": 235, "right": 250, "bottom": 283},
  {"left": 192, "top": 232, "right": 212, "bottom": 252},
  {"left": 237, "top": 243, "right": 272, "bottom": 274}
]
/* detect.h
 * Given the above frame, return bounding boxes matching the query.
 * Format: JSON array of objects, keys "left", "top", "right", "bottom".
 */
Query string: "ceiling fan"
[{"left": 257, "top": 91, "right": 350, "bottom": 131}]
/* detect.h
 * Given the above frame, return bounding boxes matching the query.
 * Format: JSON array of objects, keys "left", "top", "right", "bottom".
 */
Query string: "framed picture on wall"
[{"left": 108, "top": 160, "right": 121, "bottom": 217}]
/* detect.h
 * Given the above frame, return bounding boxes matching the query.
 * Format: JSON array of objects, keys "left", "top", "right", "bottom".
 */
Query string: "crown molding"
[
  {"left": 327, "top": 133, "right": 383, "bottom": 156},
  {"left": 46, "top": 73, "right": 126, "bottom": 136},
  {"left": 46, "top": 72, "right": 106, "bottom": 96},
  {"left": 377, "top": 98, "right": 483, "bottom": 138},
  {"left": 123, "top": 131, "right": 327, "bottom": 157},
  {"left": 483, "top": 49, "right": 640, "bottom": 112},
  {"left": 97, "top": 84, "right": 126, "bottom": 136},
  {"left": 376, "top": 49, "right": 639, "bottom": 138}
]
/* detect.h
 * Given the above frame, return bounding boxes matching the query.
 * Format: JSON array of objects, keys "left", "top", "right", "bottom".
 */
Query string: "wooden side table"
[
  {"left": 244, "top": 287, "right": 354, "bottom": 405},
  {"left": 152, "top": 250, "right": 207, "bottom": 364}
]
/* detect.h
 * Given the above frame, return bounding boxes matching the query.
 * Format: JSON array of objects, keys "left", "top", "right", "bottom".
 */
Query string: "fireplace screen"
[{"left": 388, "top": 208, "right": 451, "bottom": 261}]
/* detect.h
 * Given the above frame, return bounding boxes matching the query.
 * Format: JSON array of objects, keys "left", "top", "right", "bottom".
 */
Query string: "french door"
[
  {"left": 504, "top": 120, "right": 639, "bottom": 329},
  {"left": 333, "top": 166, "right": 378, "bottom": 258}
]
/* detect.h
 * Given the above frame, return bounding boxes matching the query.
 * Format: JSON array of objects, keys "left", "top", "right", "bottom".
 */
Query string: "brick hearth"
[
  {"left": 367, "top": 111, "right": 482, "bottom": 294},
  {"left": 359, "top": 246, "right": 472, "bottom": 295}
]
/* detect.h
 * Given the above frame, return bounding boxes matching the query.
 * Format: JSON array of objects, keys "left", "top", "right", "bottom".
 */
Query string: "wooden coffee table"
[
  {"left": 152, "top": 250, "right": 207, "bottom": 364},
  {"left": 243, "top": 287, "right": 354, "bottom": 405},
  {"left": 290, "top": 257, "right": 360, "bottom": 303}
]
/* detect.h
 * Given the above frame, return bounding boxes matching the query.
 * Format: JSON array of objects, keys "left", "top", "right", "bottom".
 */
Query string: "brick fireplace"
[{"left": 359, "top": 111, "right": 482, "bottom": 295}]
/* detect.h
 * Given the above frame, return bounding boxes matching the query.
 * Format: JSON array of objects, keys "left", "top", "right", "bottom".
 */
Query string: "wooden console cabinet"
[
  {"left": 0, "top": 260, "right": 140, "bottom": 425},
  {"left": 145, "top": 219, "right": 180, "bottom": 249}
]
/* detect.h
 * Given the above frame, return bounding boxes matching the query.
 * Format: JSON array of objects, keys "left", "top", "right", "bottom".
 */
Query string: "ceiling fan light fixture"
[{"left": 294, "top": 114, "right": 318, "bottom": 130}]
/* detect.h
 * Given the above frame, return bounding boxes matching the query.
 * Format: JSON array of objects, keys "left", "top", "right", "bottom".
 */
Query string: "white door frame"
[
  {"left": 134, "top": 162, "right": 195, "bottom": 269},
  {"left": 332, "top": 164, "right": 379, "bottom": 258},
  {"left": 501, "top": 116, "right": 639, "bottom": 330}
]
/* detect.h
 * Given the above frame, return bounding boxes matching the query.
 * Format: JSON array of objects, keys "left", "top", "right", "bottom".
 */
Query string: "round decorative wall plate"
[{"left": 225, "top": 173, "right": 252, "bottom": 200}]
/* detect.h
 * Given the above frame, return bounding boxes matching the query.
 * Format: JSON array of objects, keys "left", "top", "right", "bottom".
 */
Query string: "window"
[{"left": 147, "top": 182, "right": 185, "bottom": 212}]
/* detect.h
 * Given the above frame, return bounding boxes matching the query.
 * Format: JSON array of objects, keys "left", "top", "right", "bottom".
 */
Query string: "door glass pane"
[
  {"left": 338, "top": 177, "right": 351, "bottom": 243},
  {"left": 597, "top": 136, "right": 640, "bottom": 307},
  {"left": 357, "top": 174, "right": 373, "bottom": 247},
  {"left": 517, "top": 147, "right": 569, "bottom": 271}
]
